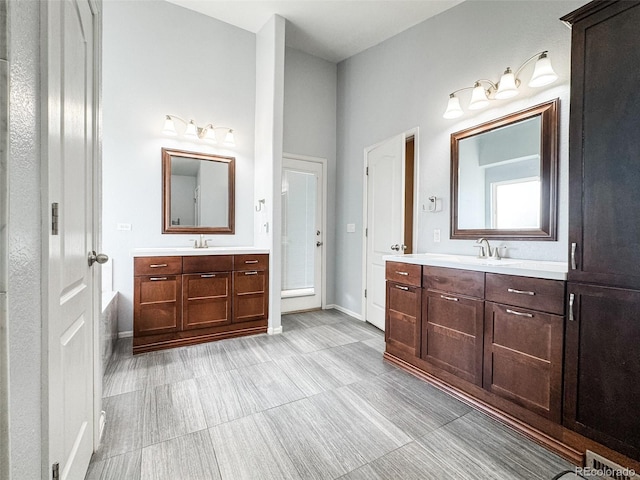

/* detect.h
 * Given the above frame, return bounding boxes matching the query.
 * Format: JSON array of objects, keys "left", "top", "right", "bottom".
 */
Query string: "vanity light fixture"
[
  {"left": 162, "top": 114, "right": 235, "bottom": 146},
  {"left": 443, "top": 51, "right": 558, "bottom": 119}
]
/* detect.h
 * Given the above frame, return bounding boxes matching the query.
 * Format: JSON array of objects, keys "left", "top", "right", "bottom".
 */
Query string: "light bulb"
[
  {"left": 184, "top": 120, "right": 198, "bottom": 138},
  {"left": 224, "top": 129, "right": 235, "bottom": 146},
  {"left": 443, "top": 95, "right": 463, "bottom": 119},
  {"left": 529, "top": 52, "right": 558, "bottom": 88},
  {"left": 469, "top": 82, "right": 489, "bottom": 110},
  {"left": 203, "top": 126, "right": 217, "bottom": 143},
  {"left": 495, "top": 67, "right": 519, "bottom": 100},
  {"left": 162, "top": 116, "right": 177, "bottom": 135}
]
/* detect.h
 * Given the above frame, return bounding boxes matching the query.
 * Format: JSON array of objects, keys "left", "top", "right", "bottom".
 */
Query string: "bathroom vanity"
[
  {"left": 384, "top": 254, "right": 577, "bottom": 459},
  {"left": 132, "top": 248, "right": 269, "bottom": 354}
]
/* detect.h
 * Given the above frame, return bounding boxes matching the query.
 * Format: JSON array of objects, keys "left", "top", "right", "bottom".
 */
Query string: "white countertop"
[
  {"left": 132, "top": 246, "right": 270, "bottom": 257},
  {"left": 384, "top": 253, "right": 568, "bottom": 280}
]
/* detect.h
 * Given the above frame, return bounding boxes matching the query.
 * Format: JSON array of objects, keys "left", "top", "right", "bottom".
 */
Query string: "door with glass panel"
[{"left": 281, "top": 157, "right": 324, "bottom": 313}]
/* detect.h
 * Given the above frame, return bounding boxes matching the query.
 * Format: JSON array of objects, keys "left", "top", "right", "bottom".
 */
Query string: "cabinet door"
[
  {"left": 564, "top": 283, "right": 640, "bottom": 461},
  {"left": 385, "top": 282, "right": 421, "bottom": 357},
  {"left": 422, "top": 290, "right": 483, "bottom": 386},
  {"left": 484, "top": 302, "right": 563, "bottom": 422},
  {"left": 567, "top": 1, "right": 640, "bottom": 290},
  {"left": 134, "top": 275, "right": 181, "bottom": 336},
  {"left": 183, "top": 273, "right": 231, "bottom": 330},
  {"left": 233, "top": 270, "right": 268, "bottom": 323}
]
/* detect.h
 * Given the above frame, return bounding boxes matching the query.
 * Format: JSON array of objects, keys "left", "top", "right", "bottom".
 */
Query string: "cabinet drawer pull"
[
  {"left": 569, "top": 293, "right": 575, "bottom": 321},
  {"left": 440, "top": 295, "right": 459, "bottom": 302},
  {"left": 244, "top": 271, "right": 258, "bottom": 275},
  {"left": 395, "top": 285, "right": 409, "bottom": 291},
  {"left": 396, "top": 271, "right": 409, "bottom": 276},
  {"left": 149, "top": 277, "right": 168, "bottom": 281},
  {"left": 506, "top": 308, "right": 533, "bottom": 318},
  {"left": 507, "top": 288, "right": 535, "bottom": 296},
  {"left": 149, "top": 263, "right": 168, "bottom": 268},
  {"left": 244, "top": 260, "right": 259, "bottom": 264},
  {"left": 201, "top": 274, "right": 216, "bottom": 278}
]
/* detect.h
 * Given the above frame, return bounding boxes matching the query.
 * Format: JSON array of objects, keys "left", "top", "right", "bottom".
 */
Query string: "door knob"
[
  {"left": 316, "top": 241, "right": 323, "bottom": 247},
  {"left": 390, "top": 244, "right": 400, "bottom": 251},
  {"left": 88, "top": 251, "right": 109, "bottom": 266}
]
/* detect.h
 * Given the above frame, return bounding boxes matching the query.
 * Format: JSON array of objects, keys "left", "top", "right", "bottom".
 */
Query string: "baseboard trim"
[
  {"left": 117, "top": 330, "right": 133, "bottom": 339},
  {"left": 327, "top": 304, "right": 363, "bottom": 320},
  {"left": 267, "top": 325, "right": 283, "bottom": 335}
]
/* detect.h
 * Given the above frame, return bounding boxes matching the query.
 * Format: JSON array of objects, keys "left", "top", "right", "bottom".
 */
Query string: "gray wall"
[
  {"left": 102, "top": 0, "right": 257, "bottom": 333},
  {"left": 6, "top": 0, "right": 43, "bottom": 477},
  {"left": 0, "top": 0, "right": 8, "bottom": 476},
  {"left": 283, "top": 47, "right": 337, "bottom": 305},
  {"left": 335, "top": 0, "right": 586, "bottom": 315}
]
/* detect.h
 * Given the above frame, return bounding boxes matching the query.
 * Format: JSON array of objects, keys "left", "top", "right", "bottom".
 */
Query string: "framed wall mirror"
[
  {"left": 450, "top": 99, "right": 558, "bottom": 240},
  {"left": 162, "top": 148, "right": 235, "bottom": 234}
]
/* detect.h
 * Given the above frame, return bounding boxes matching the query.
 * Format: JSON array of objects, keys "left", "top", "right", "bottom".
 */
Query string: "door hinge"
[
  {"left": 365, "top": 227, "right": 368, "bottom": 237},
  {"left": 52, "top": 462, "right": 60, "bottom": 480},
  {"left": 364, "top": 289, "right": 367, "bottom": 298},
  {"left": 51, "top": 203, "right": 59, "bottom": 236},
  {"left": 366, "top": 167, "right": 369, "bottom": 175}
]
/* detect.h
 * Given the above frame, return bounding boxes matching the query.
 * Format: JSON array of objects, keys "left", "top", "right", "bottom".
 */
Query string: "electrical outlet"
[
  {"left": 117, "top": 223, "right": 132, "bottom": 231},
  {"left": 433, "top": 229, "right": 441, "bottom": 243}
]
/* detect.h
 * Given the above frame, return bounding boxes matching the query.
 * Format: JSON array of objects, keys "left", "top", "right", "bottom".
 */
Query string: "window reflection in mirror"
[
  {"left": 451, "top": 99, "right": 558, "bottom": 240},
  {"left": 162, "top": 148, "right": 235, "bottom": 234}
]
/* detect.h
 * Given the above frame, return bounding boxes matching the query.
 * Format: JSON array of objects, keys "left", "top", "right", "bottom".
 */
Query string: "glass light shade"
[
  {"left": 495, "top": 68, "right": 519, "bottom": 99},
  {"left": 443, "top": 95, "right": 463, "bottom": 119},
  {"left": 162, "top": 116, "right": 177, "bottom": 135},
  {"left": 528, "top": 53, "right": 558, "bottom": 87},
  {"left": 224, "top": 129, "right": 235, "bottom": 146},
  {"left": 184, "top": 120, "right": 198, "bottom": 138},
  {"left": 469, "top": 83, "right": 489, "bottom": 110},
  {"left": 203, "top": 127, "right": 217, "bottom": 143}
]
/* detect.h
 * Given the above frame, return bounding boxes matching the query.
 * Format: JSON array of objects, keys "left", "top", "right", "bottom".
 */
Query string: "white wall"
[
  {"left": 335, "top": 0, "right": 586, "bottom": 315},
  {"left": 6, "top": 1, "right": 43, "bottom": 477},
  {"left": 283, "top": 47, "right": 337, "bottom": 305},
  {"left": 254, "top": 15, "right": 286, "bottom": 333},
  {"left": 103, "top": 0, "right": 256, "bottom": 332}
]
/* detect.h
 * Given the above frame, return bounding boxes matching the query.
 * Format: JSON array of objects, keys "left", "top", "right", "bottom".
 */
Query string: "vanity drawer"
[
  {"left": 485, "top": 273, "right": 565, "bottom": 315},
  {"left": 386, "top": 261, "right": 422, "bottom": 287},
  {"left": 134, "top": 256, "right": 182, "bottom": 276},
  {"left": 424, "top": 266, "right": 484, "bottom": 298},
  {"left": 183, "top": 255, "right": 233, "bottom": 274},
  {"left": 234, "top": 254, "right": 269, "bottom": 271}
]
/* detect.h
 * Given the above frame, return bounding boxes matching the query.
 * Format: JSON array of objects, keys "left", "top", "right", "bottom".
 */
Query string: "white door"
[
  {"left": 364, "top": 134, "right": 406, "bottom": 330},
  {"left": 47, "top": 1, "right": 100, "bottom": 479},
  {"left": 281, "top": 156, "right": 325, "bottom": 313}
]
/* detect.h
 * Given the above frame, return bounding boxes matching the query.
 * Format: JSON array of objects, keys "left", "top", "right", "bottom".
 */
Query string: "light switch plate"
[
  {"left": 347, "top": 223, "right": 356, "bottom": 233},
  {"left": 433, "top": 229, "right": 441, "bottom": 242}
]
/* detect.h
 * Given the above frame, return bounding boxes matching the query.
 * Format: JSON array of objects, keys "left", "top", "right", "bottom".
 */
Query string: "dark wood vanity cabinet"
[
  {"left": 562, "top": 0, "right": 640, "bottom": 462},
  {"left": 484, "top": 274, "right": 565, "bottom": 423},
  {"left": 133, "top": 253, "right": 269, "bottom": 353},
  {"left": 421, "top": 266, "right": 484, "bottom": 386},
  {"left": 385, "top": 261, "right": 421, "bottom": 357}
]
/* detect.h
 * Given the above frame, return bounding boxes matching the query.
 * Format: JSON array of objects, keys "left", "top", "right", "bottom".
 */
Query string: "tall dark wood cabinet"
[{"left": 562, "top": 0, "right": 640, "bottom": 461}]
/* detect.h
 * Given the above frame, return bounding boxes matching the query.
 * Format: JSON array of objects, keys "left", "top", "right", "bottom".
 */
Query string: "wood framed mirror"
[
  {"left": 450, "top": 98, "right": 558, "bottom": 240},
  {"left": 162, "top": 148, "right": 235, "bottom": 234}
]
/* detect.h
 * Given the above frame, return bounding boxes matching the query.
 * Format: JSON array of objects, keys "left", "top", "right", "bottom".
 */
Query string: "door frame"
[
  {"left": 281, "top": 153, "right": 328, "bottom": 310},
  {"left": 41, "top": 0, "right": 103, "bottom": 474},
  {"left": 361, "top": 127, "right": 419, "bottom": 325}
]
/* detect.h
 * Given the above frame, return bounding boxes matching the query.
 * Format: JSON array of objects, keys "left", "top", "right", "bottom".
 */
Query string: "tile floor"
[{"left": 87, "top": 309, "right": 575, "bottom": 480}]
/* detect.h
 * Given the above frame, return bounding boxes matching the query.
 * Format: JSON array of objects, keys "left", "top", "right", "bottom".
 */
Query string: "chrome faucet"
[
  {"left": 475, "top": 237, "right": 493, "bottom": 258},
  {"left": 192, "top": 234, "right": 212, "bottom": 249}
]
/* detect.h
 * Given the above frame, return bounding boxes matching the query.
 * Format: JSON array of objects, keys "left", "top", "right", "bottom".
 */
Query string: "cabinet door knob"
[
  {"left": 440, "top": 294, "right": 459, "bottom": 302},
  {"left": 507, "top": 288, "right": 535, "bottom": 296}
]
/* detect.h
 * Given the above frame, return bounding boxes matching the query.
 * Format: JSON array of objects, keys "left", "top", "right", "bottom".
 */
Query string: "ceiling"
[{"left": 165, "top": 0, "right": 464, "bottom": 63}]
